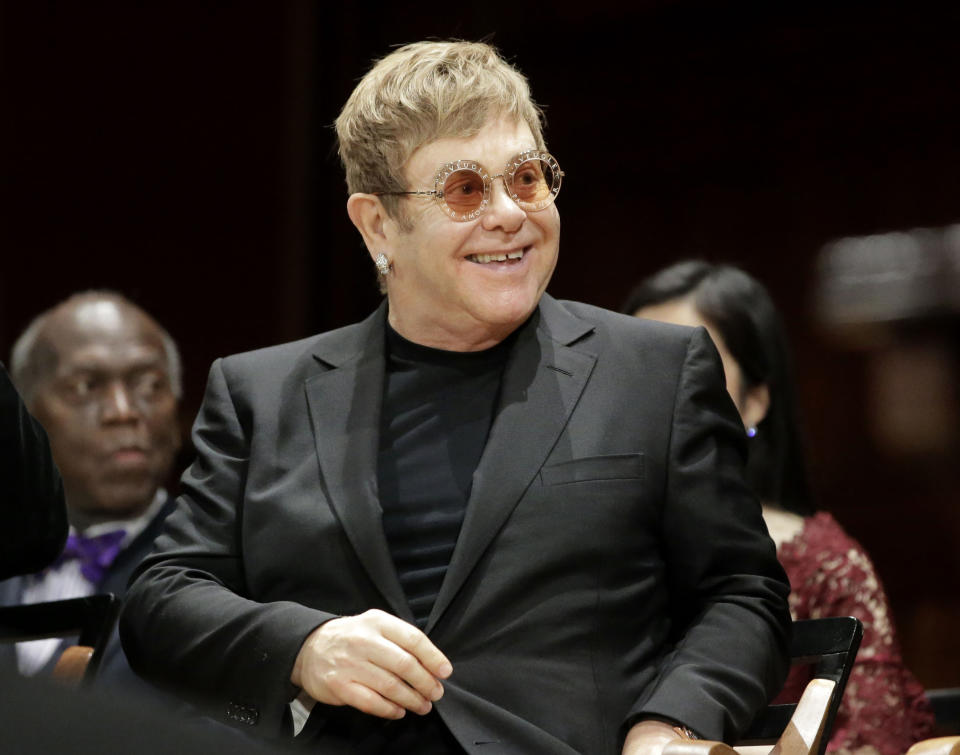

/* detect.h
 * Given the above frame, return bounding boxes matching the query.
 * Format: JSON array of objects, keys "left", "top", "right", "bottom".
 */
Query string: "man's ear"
[
  {"left": 742, "top": 382, "right": 771, "bottom": 431},
  {"left": 347, "top": 193, "right": 391, "bottom": 264}
]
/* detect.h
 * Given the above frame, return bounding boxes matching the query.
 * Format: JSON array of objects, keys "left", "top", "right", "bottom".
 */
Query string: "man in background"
[{"left": 1, "top": 291, "right": 182, "bottom": 677}]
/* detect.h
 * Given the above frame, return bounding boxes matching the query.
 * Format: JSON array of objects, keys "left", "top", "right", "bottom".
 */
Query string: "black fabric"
[
  {"left": 0, "top": 362, "right": 67, "bottom": 580},
  {"left": 0, "top": 667, "right": 280, "bottom": 754},
  {"left": 378, "top": 323, "right": 512, "bottom": 629},
  {"left": 298, "top": 706, "right": 466, "bottom": 754}
]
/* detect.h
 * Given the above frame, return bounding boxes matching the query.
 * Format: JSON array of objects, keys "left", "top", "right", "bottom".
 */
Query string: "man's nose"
[
  {"left": 101, "top": 381, "right": 139, "bottom": 423},
  {"left": 481, "top": 177, "right": 526, "bottom": 232}
]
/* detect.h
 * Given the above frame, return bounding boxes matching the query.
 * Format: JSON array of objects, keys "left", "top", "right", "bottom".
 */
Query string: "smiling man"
[
  {"left": 121, "top": 42, "right": 791, "bottom": 755},
  {"left": 2, "top": 291, "right": 181, "bottom": 677}
]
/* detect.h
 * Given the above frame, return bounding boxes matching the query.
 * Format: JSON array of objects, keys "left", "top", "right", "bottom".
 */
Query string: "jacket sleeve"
[
  {"left": 626, "top": 327, "right": 792, "bottom": 742},
  {"left": 119, "top": 358, "right": 333, "bottom": 736},
  {"left": 0, "top": 362, "right": 67, "bottom": 580}
]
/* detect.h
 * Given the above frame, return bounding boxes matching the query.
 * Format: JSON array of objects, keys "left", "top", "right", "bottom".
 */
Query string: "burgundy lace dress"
[{"left": 776, "top": 512, "right": 935, "bottom": 755}]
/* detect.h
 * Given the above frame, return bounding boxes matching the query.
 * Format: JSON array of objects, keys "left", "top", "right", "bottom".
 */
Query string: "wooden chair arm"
[
  {"left": 906, "top": 737, "right": 960, "bottom": 755},
  {"left": 52, "top": 645, "right": 94, "bottom": 686},
  {"left": 775, "top": 678, "right": 836, "bottom": 755},
  {"left": 665, "top": 677, "right": 838, "bottom": 755}
]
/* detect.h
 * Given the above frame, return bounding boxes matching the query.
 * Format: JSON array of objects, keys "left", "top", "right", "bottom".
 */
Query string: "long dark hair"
[{"left": 622, "top": 260, "right": 813, "bottom": 515}]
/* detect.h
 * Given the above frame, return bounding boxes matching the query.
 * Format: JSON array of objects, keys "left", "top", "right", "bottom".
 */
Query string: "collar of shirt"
[{"left": 74, "top": 489, "right": 168, "bottom": 548}]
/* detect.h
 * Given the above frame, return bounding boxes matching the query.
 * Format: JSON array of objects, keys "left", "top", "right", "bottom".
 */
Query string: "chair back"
[
  {"left": 738, "top": 615, "right": 863, "bottom": 755},
  {"left": 0, "top": 594, "right": 120, "bottom": 685},
  {"left": 927, "top": 689, "right": 960, "bottom": 736}
]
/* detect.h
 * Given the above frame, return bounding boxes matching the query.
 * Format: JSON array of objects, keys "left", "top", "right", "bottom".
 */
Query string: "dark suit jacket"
[
  {"left": 120, "top": 296, "right": 791, "bottom": 754},
  {"left": 0, "top": 496, "right": 175, "bottom": 680},
  {"left": 0, "top": 362, "right": 67, "bottom": 579}
]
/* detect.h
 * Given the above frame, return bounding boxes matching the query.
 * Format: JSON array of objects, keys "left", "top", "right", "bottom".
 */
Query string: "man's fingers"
[
  {"left": 364, "top": 639, "right": 446, "bottom": 703},
  {"left": 326, "top": 661, "right": 433, "bottom": 717},
  {"left": 352, "top": 661, "right": 435, "bottom": 715},
  {"left": 375, "top": 612, "right": 453, "bottom": 679},
  {"left": 338, "top": 680, "right": 406, "bottom": 720}
]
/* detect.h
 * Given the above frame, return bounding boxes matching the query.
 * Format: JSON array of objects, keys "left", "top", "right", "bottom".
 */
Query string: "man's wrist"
[
  {"left": 671, "top": 725, "right": 698, "bottom": 740},
  {"left": 626, "top": 715, "right": 701, "bottom": 740},
  {"left": 623, "top": 719, "right": 689, "bottom": 755}
]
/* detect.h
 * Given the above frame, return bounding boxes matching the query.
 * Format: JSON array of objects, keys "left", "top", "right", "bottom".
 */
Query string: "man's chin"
[
  {"left": 86, "top": 482, "right": 159, "bottom": 519},
  {"left": 476, "top": 298, "right": 540, "bottom": 333}
]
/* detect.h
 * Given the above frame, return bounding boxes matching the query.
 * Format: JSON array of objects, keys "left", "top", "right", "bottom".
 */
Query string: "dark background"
[{"left": 3, "top": 2, "right": 958, "bottom": 687}]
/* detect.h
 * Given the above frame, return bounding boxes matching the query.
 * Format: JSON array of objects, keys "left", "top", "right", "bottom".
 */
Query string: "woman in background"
[{"left": 623, "top": 260, "right": 935, "bottom": 755}]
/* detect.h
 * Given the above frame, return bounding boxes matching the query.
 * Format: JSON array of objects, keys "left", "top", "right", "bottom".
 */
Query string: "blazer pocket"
[{"left": 539, "top": 453, "right": 645, "bottom": 486}]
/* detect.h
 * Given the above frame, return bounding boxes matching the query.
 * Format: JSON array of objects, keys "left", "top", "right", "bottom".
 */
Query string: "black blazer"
[{"left": 121, "top": 296, "right": 791, "bottom": 754}]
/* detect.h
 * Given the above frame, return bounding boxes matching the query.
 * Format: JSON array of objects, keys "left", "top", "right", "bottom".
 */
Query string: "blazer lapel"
[
  {"left": 303, "top": 304, "right": 412, "bottom": 621},
  {"left": 426, "top": 297, "right": 597, "bottom": 631}
]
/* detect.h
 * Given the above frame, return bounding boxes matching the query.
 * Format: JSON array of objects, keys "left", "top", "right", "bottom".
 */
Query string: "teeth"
[{"left": 470, "top": 250, "right": 525, "bottom": 264}]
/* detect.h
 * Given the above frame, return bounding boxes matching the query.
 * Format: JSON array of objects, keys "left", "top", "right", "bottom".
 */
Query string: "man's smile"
[{"left": 466, "top": 247, "right": 529, "bottom": 265}]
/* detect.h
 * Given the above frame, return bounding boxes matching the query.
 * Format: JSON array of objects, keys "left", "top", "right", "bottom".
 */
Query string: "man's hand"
[
  {"left": 622, "top": 719, "right": 685, "bottom": 755},
  {"left": 290, "top": 609, "right": 452, "bottom": 720}
]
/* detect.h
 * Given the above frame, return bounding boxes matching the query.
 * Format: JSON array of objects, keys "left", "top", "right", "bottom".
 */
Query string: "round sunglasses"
[{"left": 374, "top": 149, "right": 563, "bottom": 222}]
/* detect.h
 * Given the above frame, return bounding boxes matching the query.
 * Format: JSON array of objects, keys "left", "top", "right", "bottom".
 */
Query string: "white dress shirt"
[{"left": 16, "top": 490, "right": 168, "bottom": 675}]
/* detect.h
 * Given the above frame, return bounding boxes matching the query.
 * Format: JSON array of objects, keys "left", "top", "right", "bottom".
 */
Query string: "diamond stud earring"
[{"left": 375, "top": 253, "right": 391, "bottom": 276}]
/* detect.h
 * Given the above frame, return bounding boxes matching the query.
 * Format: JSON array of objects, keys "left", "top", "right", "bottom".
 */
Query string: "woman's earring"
[
  {"left": 746, "top": 426, "right": 758, "bottom": 438},
  {"left": 375, "top": 253, "right": 392, "bottom": 277}
]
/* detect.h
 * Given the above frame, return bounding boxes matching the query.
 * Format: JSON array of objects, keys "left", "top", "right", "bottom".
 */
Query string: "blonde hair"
[{"left": 335, "top": 40, "right": 545, "bottom": 222}]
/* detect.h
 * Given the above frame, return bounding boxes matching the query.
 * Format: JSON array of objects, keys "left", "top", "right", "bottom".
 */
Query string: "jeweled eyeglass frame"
[{"left": 373, "top": 149, "right": 564, "bottom": 222}]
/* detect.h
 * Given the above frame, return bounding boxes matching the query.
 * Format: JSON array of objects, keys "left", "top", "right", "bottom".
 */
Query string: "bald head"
[
  {"left": 11, "top": 293, "right": 182, "bottom": 523},
  {"left": 12, "top": 292, "right": 182, "bottom": 404}
]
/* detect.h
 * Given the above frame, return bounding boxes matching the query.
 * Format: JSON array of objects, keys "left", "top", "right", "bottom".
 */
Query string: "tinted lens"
[
  {"left": 511, "top": 159, "right": 551, "bottom": 203},
  {"left": 508, "top": 154, "right": 561, "bottom": 211},
  {"left": 441, "top": 169, "right": 486, "bottom": 213}
]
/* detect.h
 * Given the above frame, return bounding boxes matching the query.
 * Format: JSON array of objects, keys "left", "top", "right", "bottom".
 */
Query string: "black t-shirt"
[
  {"left": 378, "top": 323, "right": 514, "bottom": 628},
  {"left": 375, "top": 323, "right": 515, "bottom": 754}
]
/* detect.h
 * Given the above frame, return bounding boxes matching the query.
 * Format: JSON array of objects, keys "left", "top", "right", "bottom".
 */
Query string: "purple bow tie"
[{"left": 53, "top": 529, "right": 127, "bottom": 584}]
